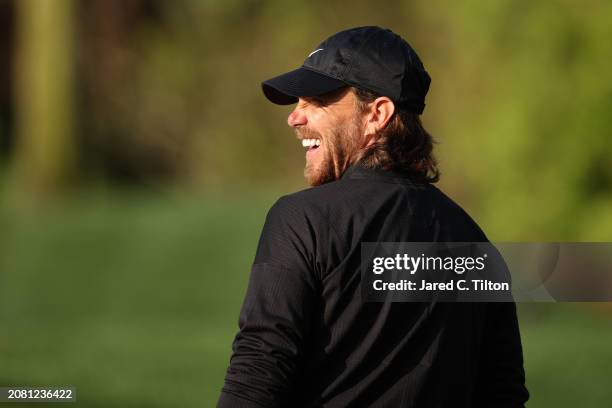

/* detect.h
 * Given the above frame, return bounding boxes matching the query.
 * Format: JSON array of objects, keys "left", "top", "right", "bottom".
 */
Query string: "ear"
[{"left": 363, "top": 97, "right": 395, "bottom": 145}]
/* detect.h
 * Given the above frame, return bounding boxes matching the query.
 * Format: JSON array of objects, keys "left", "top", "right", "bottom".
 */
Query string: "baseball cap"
[{"left": 261, "top": 26, "right": 431, "bottom": 114}]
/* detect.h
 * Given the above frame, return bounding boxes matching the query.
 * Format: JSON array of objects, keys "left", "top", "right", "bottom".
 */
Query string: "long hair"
[{"left": 353, "top": 87, "right": 440, "bottom": 183}]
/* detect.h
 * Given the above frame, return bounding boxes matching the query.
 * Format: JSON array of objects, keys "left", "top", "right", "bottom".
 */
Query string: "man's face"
[{"left": 288, "top": 88, "right": 365, "bottom": 186}]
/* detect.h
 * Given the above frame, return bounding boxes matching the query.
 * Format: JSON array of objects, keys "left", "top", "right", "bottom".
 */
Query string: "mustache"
[{"left": 295, "top": 127, "right": 322, "bottom": 140}]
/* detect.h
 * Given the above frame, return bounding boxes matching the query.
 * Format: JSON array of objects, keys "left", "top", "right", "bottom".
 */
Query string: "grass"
[
  {"left": 519, "top": 303, "right": 612, "bottom": 407},
  {"left": 0, "top": 192, "right": 611, "bottom": 407}
]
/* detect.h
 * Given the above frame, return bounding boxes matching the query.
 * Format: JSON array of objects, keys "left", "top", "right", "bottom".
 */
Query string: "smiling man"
[
  {"left": 217, "top": 26, "right": 528, "bottom": 408},
  {"left": 291, "top": 89, "right": 363, "bottom": 187}
]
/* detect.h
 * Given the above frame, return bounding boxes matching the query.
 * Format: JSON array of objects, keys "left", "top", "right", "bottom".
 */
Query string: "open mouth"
[{"left": 301, "top": 138, "right": 321, "bottom": 151}]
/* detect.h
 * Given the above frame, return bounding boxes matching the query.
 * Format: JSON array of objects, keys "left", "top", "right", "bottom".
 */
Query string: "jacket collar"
[{"left": 341, "top": 163, "right": 424, "bottom": 184}]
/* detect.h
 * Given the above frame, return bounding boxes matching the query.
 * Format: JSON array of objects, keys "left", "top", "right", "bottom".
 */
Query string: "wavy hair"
[{"left": 352, "top": 87, "right": 440, "bottom": 183}]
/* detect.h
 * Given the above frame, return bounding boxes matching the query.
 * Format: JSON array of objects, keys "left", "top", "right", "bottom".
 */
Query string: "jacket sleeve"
[
  {"left": 474, "top": 300, "right": 530, "bottom": 407},
  {"left": 217, "top": 197, "right": 320, "bottom": 408}
]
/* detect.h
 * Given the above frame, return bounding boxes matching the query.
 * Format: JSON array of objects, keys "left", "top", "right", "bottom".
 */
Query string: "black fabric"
[
  {"left": 262, "top": 67, "right": 348, "bottom": 105},
  {"left": 261, "top": 26, "right": 431, "bottom": 114},
  {"left": 217, "top": 164, "right": 529, "bottom": 408}
]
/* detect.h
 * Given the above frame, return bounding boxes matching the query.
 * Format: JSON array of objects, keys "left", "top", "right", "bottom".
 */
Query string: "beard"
[{"left": 299, "top": 115, "right": 362, "bottom": 186}]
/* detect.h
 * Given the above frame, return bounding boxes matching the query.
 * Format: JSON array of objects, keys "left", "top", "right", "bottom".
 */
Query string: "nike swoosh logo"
[{"left": 308, "top": 48, "right": 324, "bottom": 57}]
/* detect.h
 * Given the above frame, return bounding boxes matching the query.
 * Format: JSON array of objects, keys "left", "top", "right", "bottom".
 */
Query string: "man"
[{"left": 217, "top": 26, "right": 528, "bottom": 407}]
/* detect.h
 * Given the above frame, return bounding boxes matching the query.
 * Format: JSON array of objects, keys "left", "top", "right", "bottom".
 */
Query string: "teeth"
[{"left": 301, "top": 139, "right": 321, "bottom": 148}]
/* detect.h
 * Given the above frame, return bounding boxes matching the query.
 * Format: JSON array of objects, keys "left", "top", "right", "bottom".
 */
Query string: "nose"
[{"left": 287, "top": 104, "right": 307, "bottom": 128}]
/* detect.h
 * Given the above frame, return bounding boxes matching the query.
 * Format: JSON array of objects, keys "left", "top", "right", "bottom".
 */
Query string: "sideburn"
[{"left": 329, "top": 115, "right": 363, "bottom": 180}]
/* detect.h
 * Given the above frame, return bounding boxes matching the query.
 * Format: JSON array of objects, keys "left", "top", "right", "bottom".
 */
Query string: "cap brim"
[{"left": 261, "top": 67, "right": 347, "bottom": 105}]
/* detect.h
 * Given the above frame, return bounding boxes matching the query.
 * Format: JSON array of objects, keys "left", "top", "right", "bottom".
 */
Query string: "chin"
[
  {"left": 304, "top": 168, "right": 322, "bottom": 186},
  {"left": 304, "top": 163, "right": 336, "bottom": 186}
]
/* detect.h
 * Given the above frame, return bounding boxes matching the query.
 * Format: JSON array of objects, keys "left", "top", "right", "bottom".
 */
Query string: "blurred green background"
[{"left": 1, "top": 0, "right": 611, "bottom": 406}]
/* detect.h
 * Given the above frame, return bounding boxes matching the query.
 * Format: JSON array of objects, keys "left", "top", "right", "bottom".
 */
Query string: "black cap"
[{"left": 262, "top": 26, "right": 431, "bottom": 114}]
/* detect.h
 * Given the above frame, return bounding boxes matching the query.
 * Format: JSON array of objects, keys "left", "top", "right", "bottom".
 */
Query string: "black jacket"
[{"left": 218, "top": 164, "right": 528, "bottom": 407}]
